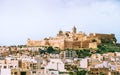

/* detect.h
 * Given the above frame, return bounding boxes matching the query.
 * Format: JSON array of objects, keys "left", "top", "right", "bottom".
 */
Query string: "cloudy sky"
[{"left": 0, "top": 0, "right": 120, "bottom": 45}]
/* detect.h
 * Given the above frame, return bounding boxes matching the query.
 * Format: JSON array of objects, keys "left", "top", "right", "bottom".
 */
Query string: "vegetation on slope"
[{"left": 96, "top": 43, "right": 120, "bottom": 54}]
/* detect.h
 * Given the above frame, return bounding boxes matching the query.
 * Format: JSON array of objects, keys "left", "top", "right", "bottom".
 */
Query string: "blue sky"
[{"left": 0, "top": 0, "right": 120, "bottom": 45}]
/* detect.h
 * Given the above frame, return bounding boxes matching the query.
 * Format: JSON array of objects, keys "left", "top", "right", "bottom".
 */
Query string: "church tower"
[{"left": 72, "top": 26, "right": 77, "bottom": 34}]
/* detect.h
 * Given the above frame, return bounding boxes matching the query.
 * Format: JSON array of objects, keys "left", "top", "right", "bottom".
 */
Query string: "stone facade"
[{"left": 27, "top": 26, "right": 116, "bottom": 50}]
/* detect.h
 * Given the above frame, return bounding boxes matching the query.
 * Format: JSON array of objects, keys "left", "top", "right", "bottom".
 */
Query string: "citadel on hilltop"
[{"left": 27, "top": 26, "right": 116, "bottom": 50}]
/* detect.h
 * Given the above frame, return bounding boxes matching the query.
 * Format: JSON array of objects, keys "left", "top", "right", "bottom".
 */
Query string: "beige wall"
[{"left": 26, "top": 27, "right": 115, "bottom": 50}]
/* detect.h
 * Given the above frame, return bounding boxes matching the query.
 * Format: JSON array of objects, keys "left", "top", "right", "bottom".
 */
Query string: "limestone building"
[{"left": 27, "top": 26, "right": 116, "bottom": 50}]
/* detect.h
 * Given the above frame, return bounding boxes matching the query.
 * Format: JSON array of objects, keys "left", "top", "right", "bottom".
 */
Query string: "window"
[
  {"left": 14, "top": 72, "right": 17, "bottom": 75},
  {"left": 10, "top": 66, "right": 13, "bottom": 68},
  {"left": 15, "top": 66, "right": 17, "bottom": 68},
  {"left": 0, "top": 66, "right": 2, "bottom": 68},
  {"left": 51, "top": 72, "right": 54, "bottom": 74},
  {"left": 32, "top": 71, "right": 36, "bottom": 74},
  {"left": 4, "top": 66, "right": 7, "bottom": 69},
  {"left": 30, "top": 64, "right": 32, "bottom": 67},
  {"left": 11, "top": 72, "right": 13, "bottom": 74}
]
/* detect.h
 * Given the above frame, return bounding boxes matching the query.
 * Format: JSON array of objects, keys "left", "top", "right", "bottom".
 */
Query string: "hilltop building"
[{"left": 27, "top": 26, "right": 116, "bottom": 50}]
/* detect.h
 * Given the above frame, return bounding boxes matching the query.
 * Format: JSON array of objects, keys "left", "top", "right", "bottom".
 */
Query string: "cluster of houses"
[{"left": 0, "top": 46, "right": 120, "bottom": 75}]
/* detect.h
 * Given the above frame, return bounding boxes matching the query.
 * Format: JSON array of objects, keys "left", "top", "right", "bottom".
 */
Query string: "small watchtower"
[{"left": 72, "top": 26, "right": 77, "bottom": 34}]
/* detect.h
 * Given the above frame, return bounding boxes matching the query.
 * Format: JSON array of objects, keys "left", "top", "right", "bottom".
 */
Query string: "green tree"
[
  {"left": 76, "top": 70, "right": 87, "bottom": 75},
  {"left": 100, "top": 72, "right": 106, "bottom": 75},
  {"left": 47, "top": 46, "right": 55, "bottom": 53},
  {"left": 76, "top": 49, "right": 91, "bottom": 58}
]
